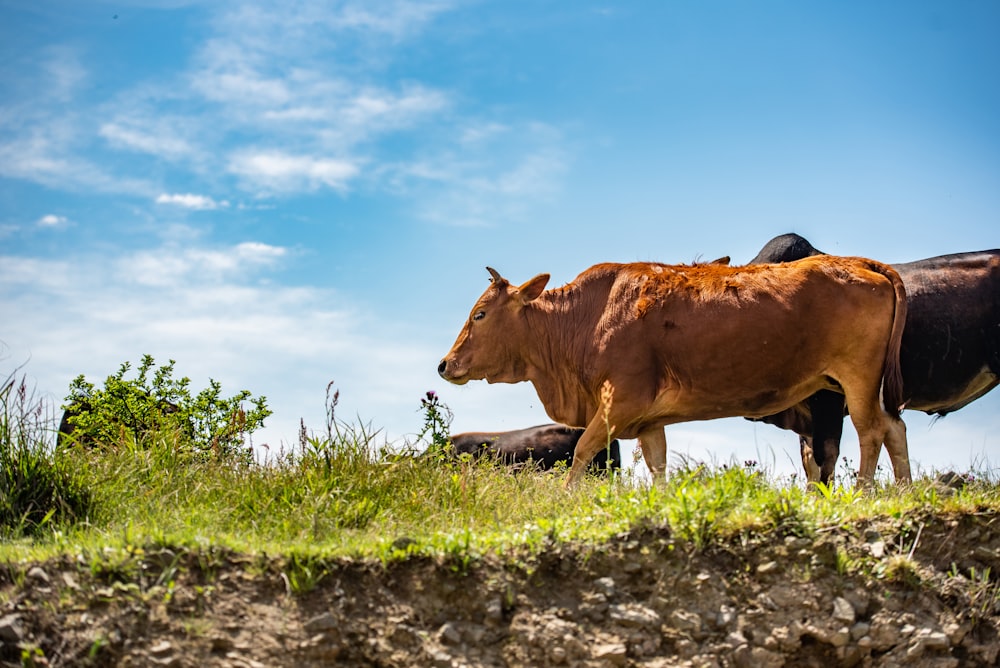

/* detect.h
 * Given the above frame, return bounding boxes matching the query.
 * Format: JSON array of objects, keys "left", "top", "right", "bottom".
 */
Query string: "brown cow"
[
  {"left": 750, "top": 233, "right": 1000, "bottom": 484},
  {"left": 438, "top": 258, "right": 910, "bottom": 488}
]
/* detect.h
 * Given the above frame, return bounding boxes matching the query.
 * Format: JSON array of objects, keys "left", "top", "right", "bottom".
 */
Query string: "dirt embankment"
[{"left": 2, "top": 510, "right": 999, "bottom": 667}]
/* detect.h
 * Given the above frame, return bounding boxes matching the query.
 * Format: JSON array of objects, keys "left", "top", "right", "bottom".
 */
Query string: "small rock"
[
  {"left": 593, "top": 577, "right": 616, "bottom": 597},
  {"left": 150, "top": 640, "right": 173, "bottom": 655},
  {"left": 972, "top": 545, "right": 997, "bottom": 561},
  {"left": 870, "top": 622, "right": 901, "bottom": 650},
  {"left": 592, "top": 642, "right": 628, "bottom": 666},
  {"left": 669, "top": 609, "right": 702, "bottom": 634},
  {"left": 944, "top": 622, "right": 968, "bottom": 645},
  {"left": 437, "top": 622, "right": 462, "bottom": 646},
  {"left": 27, "top": 566, "right": 50, "bottom": 584},
  {"left": 484, "top": 598, "right": 504, "bottom": 623},
  {"left": 831, "top": 627, "right": 851, "bottom": 648},
  {"left": 803, "top": 623, "right": 849, "bottom": 648},
  {"left": 549, "top": 645, "right": 567, "bottom": 664},
  {"left": 609, "top": 603, "right": 660, "bottom": 628},
  {"left": 757, "top": 561, "right": 779, "bottom": 574},
  {"left": 303, "top": 612, "right": 338, "bottom": 633},
  {"left": 726, "top": 630, "right": 748, "bottom": 648},
  {"left": 427, "top": 648, "right": 453, "bottom": 668},
  {"left": 61, "top": 572, "right": 81, "bottom": 590},
  {"left": 832, "top": 597, "right": 855, "bottom": 624},
  {"left": 850, "top": 622, "right": 871, "bottom": 640},
  {"left": 0, "top": 614, "right": 24, "bottom": 643},
  {"left": 914, "top": 629, "right": 950, "bottom": 651},
  {"left": 716, "top": 604, "right": 735, "bottom": 628},
  {"left": 225, "top": 653, "right": 268, "bottom": 668},
  {"left": 869, "top": 541, "right": 886, "bottom": 559}
]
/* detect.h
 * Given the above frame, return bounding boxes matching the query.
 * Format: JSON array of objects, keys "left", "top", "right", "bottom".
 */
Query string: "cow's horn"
[{"left": 486, "top": 267, "right": 503, "bottom": 283}]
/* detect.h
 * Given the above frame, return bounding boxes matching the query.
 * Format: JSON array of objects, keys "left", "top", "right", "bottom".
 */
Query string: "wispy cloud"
[
  {"left": 1, "top": 0, "right": 567, "bottom": 220},
  {"left": 37, "top": 214, "right": 69, "bottom": 228},
  {"left": 228, "top": 151, "right": 361, "bottom": 194},
  {"left": 100, "top": 122, "right": 196, "bottom": 161},
  {"left": 156, "top": 193, "right": 229, "bottom": 210},
  {"left": 117, "top": 239, "right": 288, "bottom": 287},
  {"left": 396, "top": 123, "right": 570, "bottom": 227}
]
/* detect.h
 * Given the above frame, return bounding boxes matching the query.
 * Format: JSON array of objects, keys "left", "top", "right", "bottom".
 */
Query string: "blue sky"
[{"left": 2, "top": 0, "right": 999, "bottom": 478}]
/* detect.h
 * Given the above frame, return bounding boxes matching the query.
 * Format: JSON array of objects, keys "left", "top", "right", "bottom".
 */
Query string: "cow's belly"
[
  {"left": 906, "top": 365, "right": 999, "bottom": 415},
  {"left": 645, "top": 376, "right": 834, "bottom": 425}
]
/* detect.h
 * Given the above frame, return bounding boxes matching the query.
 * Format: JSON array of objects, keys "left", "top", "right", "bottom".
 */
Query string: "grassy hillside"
[
  {"left": 3, "top": 370, "right": 998, "bottom": 568},
  {"left": 3, "top": 373, "right": 1000, "bottom": 666}
]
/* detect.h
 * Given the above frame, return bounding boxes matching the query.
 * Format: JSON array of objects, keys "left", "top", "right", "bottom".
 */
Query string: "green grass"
[{"left": 3, "top": 376, "right": 1000, "bottom": 571}]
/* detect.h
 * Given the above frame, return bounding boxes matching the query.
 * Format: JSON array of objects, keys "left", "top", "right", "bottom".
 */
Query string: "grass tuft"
[{"left": 0, "top": 372, "right": 91, "bottom": 538}]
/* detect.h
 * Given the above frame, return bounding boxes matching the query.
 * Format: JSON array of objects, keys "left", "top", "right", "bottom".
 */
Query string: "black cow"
[
  {"left": 750, "top": 233, "right": 1000, "bottom": 483},
  {"left": 445, "top": 423, "right": 622, "bottom": 475},
  {"left": 57, "top": 395, "right": 184, "bottom": 450}
]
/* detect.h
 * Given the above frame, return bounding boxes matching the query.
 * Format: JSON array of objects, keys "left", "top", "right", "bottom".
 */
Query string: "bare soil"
[{"left": 2, "top": 509, "right": 999, "bottom": 667}]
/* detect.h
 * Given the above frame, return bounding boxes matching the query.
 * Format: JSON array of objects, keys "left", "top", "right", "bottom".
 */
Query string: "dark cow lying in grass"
[
  {"left": 750, "top": 233, "right": 1000, "bottom": 483},
  {"left": 445, "top": 424, "right": 622, "bottom": 474}
]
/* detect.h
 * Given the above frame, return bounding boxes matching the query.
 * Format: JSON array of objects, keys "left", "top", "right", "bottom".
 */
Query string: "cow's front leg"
[
  {"left": 636, "top": 426, "right": 668, "bottom": 482},
  {"left": 564, "top": 416, "right": 620, "bottom": 489}
]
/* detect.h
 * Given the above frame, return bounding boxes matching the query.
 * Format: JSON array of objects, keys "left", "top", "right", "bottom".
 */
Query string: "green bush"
[{"left": 62, "top": 355, "right": 271, "bottom": 462}]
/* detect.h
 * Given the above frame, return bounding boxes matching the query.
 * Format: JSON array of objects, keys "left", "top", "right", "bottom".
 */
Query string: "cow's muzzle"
[{"left": 438, "top": 359, "right": 468, "bottom": 384}]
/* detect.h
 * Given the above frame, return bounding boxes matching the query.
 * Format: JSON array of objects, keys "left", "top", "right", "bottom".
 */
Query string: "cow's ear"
[{"left": 516, "top": 273, "right": 549, "bottom": 303}]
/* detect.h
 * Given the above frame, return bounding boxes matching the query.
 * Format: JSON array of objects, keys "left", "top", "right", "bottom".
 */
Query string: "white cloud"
[
  {"left": 0, "top": 241, "right": 443, "bottom": 451},
  {"left": 228, "top": 151, "right": 360, "bottom": 193},
  {"left": 100, "top": 122, "right": 195, "bottom": 161},
  {"left": 0, "top": 132, "right": 157, "bottom": 197},
  {"left": 156, "top": 193, "right": 228, "bottom": 210},
  {"left": 43, "top": 46, "right": 88, "bottom": 103},
  {"left": 191, "top": 65, "right": 292, "bottom": 107},
  {"left": 395, "top": 125, "right": 569, "bottom": 227},
  {"left": 37, "top": 214, "right": 69, "bottom": 228},
  {"left": 118, "top": 241, "right": 288, "bottom": 287}
]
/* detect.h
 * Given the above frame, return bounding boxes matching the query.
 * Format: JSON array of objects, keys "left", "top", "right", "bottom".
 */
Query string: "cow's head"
[{"left": 438, "top": 267, "right": 550, "bottom": 385}]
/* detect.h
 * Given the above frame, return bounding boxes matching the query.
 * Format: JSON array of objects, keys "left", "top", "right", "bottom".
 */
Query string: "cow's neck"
[{"left": 518, "top": 278, "right": 610, "bottom": 427}]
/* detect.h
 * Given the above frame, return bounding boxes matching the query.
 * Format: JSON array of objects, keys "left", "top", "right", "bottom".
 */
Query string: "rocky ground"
[{"left": 2, "top": 509, "right": 999, "bottom": 667}]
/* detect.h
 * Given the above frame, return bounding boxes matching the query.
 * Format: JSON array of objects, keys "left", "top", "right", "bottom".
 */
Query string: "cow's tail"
[{"left": 869, "top": 260, "right": 907, "bottom": 418}]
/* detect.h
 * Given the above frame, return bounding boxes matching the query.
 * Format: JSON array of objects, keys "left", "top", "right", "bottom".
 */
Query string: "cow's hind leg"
[
  {"left": 844, "top": 391, "right": 909, "bottom": 488},
  {"left": 637, "top": 426, "right": 668, "bottom": 483},
  {"left": 882, "top": 416, "right": 911, "bottom": 484},
  {"left": 799, "top": 435, "right": 820, "bottom": 483}
]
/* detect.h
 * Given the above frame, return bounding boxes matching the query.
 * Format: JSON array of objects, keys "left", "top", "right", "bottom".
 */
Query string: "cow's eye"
[{"left": 472, "top": 310, "right": 486, "bottom": 321}]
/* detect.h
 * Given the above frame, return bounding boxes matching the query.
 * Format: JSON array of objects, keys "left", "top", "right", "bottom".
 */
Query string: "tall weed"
[{"left": 0, "top": 372, "right": 90, "bottom": 537}]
